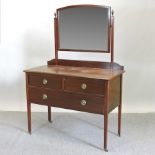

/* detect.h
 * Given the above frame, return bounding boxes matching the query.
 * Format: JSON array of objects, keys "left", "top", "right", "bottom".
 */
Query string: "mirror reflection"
[{"left": 58, "top": 6, "right": 110, "bottom": 52}]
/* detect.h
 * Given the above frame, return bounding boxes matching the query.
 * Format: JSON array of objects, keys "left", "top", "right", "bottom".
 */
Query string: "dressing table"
[{"left": 24, "top": 5, "right": 125, "bottom": 151}]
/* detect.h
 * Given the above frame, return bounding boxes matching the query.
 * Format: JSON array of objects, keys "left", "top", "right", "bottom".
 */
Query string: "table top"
[{"left": 24, "top": 65, "right": 124, "bottom": 80}]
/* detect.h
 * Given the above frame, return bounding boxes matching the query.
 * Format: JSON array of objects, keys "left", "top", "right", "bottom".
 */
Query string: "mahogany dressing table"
[{"left": 24, "top": 5, "right": 125, "bottom": 152}]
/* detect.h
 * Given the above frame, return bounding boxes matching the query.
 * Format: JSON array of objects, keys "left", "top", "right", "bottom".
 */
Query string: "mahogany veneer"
[
  {"left": 24, "top": 59, "right": 124, "bottom": 151},
  {"left": 24, "top": 4, "right": 125, "bottom": 152}
]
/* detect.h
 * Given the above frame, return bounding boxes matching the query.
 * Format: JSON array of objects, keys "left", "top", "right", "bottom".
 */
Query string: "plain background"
[{"left": 0, "top": 0, "right": 155, "bottom": 113}]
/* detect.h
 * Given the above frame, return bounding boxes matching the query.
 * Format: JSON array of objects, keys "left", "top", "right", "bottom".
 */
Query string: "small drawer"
[
  {"left": 53, "top": 92, "right": 104, "bottom": 114},
  {"left": 64, "top": 77, "right": 104, "bottom": 95},
  {"left": 28, "top": 73, "right": 62, "bottom": 90}
]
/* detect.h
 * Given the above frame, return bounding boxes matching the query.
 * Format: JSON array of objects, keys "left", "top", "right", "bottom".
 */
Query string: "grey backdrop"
[{"left": 0, "top": 0, "right": 155, "bottom": 113}]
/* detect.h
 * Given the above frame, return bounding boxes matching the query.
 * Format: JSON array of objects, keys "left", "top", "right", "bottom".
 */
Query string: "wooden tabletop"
[{"left": 24, "top": 65, "right": 124, "bottom": 80}]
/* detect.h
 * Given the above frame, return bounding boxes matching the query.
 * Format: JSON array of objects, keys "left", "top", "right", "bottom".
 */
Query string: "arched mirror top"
[{"left": 55, "top": 5, "right": 113, "bottom": 53}]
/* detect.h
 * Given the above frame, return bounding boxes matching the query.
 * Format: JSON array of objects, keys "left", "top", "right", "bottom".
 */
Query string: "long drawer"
[{"left": 28, "top": 87, "right": 104, "bottom": 114}]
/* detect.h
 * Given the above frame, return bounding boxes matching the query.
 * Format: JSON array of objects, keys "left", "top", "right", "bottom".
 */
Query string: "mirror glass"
[{"left": 58, "top": 6, "right": 110, "bottom": 52}]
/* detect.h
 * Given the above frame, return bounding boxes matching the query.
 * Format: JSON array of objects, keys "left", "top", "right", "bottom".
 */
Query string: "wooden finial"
[
  {"left": 54, "top": 13, "right": 56, "bottom": 18},
  {"left": 112, "top": 10, "right": 114, "bottom": 16}
]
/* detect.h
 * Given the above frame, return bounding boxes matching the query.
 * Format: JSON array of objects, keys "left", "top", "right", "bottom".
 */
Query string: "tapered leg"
[
  {"left": 118, "top": 104, "right": 122, "bottom": 136},
  {"left": 104, "top": 111, "right": 108, "bottom": 152},
  {"left": 104, "top": 81, "right": 109, "bottom": 152},
  {"left": 27, "top": 102, "right": 31, "bottom": 134},
  {"left": 48, "top": 106, "right": 52, "bottom": 123},
  {"left": 26, "top": 73, "right": 31, "bottom": 134},
  {"left": 118, "top": 75, "right": 123, "bottom": 136}
]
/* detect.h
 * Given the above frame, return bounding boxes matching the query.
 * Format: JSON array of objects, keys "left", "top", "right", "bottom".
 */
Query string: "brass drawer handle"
[
  {"left": 81, "top": 100, "right": 87, "bottom": 106},
  {"left": 81, "top": 83, "right": 87, "bottom": 90},
  {"left": 42, "top": 94, "right": 48, "bottom": 100},
  {"left": 42, "top": 79, "right": 48, "bottom": 85}
]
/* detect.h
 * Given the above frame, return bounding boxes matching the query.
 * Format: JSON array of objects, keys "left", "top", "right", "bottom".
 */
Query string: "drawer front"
[
  {"left": 28, "top": 73, "right": 62, "bottom": 89},
  {"left": 28, "top": 87, "right": 59, "bottom": 105},
  {"left": 64, "top": 77, "right": 104, "bottom": 95},
  {"left": 28, "top": 87, "right": 104, "bottom": 114},
  {"left": 53, "top": 92, "right": 104, "bottom": 114}
]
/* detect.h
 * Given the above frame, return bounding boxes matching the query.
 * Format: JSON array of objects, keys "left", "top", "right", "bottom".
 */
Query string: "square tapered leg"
[
  {"left": 48, "top": 106, "right": 52, "bottom": 123},
  {"left": 27, "top": 102, "right": 31, "bottom": 134}
]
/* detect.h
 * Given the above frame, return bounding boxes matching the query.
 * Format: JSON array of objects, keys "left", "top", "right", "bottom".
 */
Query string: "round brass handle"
[
  {"left": 42, "top": 94, "right": 48, "bottom": 100},
  {"left": 81, "top": 100, "right": 87, "bottom": 106},
  {"left": 42, "top": 79, "right": 48, "bottom": 85},
  {"left": 81, "top": 83, "right": 87, "bottom": 90}
]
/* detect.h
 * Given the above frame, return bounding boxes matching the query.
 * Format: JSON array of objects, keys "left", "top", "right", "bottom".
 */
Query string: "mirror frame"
[{"left": 53, "top": 5, "right": 114, "bottom": 64}]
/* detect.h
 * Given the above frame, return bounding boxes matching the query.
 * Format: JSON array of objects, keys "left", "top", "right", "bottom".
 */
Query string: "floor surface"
[{"left": 0, "top": 112, "right": 154, "bottom": 155}]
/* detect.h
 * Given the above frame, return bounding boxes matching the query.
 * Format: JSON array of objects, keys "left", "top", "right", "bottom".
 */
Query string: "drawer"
[
  {"left": 28, "top": 87, "right": 59, "bottom": 105},
  {"left": 64, "top": 77, "right": 104, "bottom": 95},
  {"left": 28, "top": 87, "right": 104, "bottom": 114},
  {"left": 53, "top": 92, "right": 104, "bottom": 114},
  {"left": 28, "top": 73, "right": 62, "bottom": 90}
]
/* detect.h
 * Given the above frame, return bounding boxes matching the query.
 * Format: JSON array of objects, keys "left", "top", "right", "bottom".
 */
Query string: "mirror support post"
[
  {"left": 54, "top": 13, "right": 58, "bottom": 65},
  {"left": 111, "top": 10, "right": 114, "bottom": 62}
]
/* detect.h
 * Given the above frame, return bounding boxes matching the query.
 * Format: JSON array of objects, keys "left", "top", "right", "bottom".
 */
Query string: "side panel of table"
[{"left": 108, "top": 76, "right": 121, "bottom": 113}]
